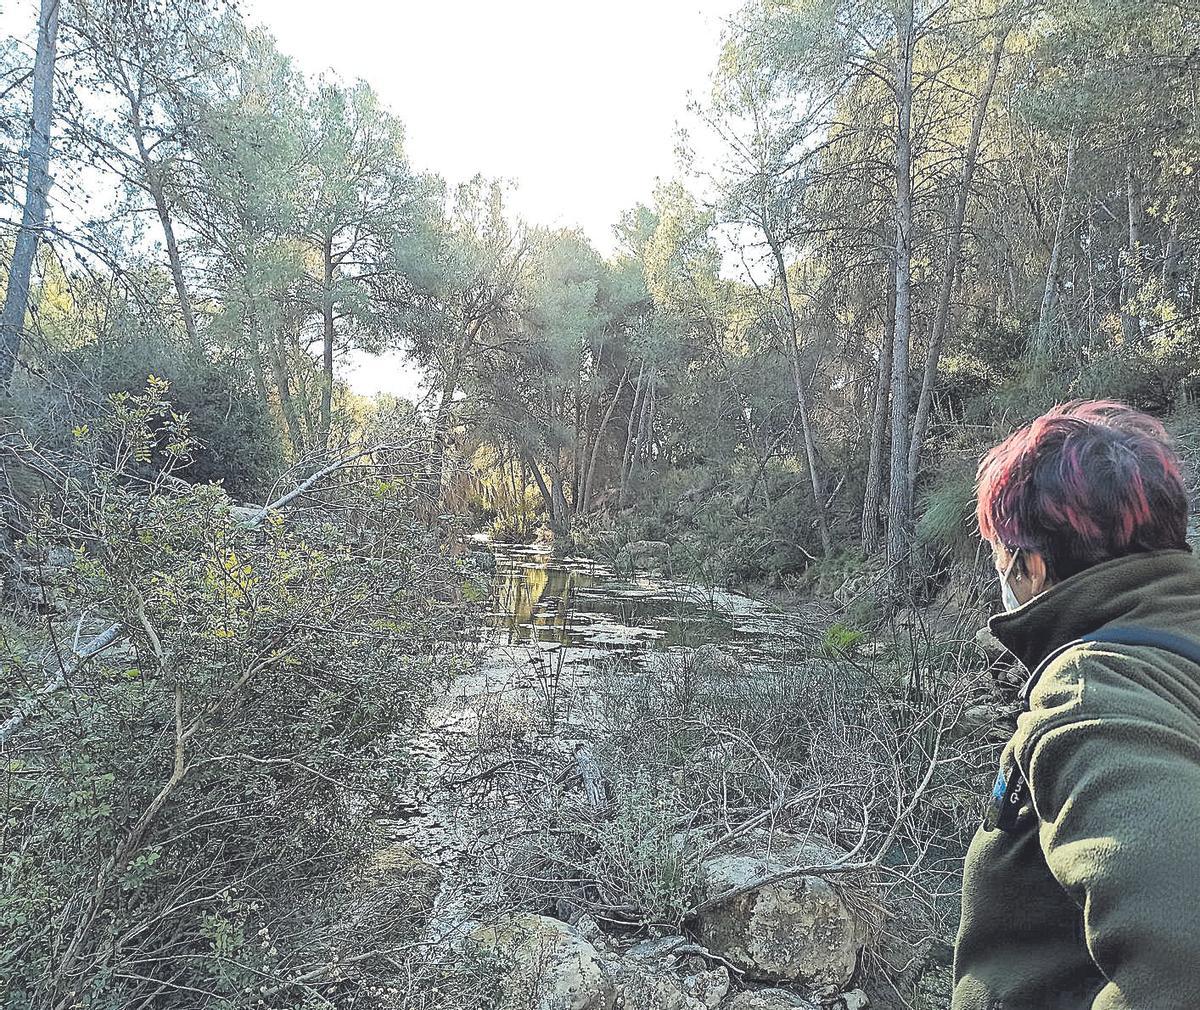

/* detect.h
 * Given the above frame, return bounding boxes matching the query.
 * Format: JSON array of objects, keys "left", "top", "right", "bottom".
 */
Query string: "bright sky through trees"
[
  {"left": 1, "top": 0, "right": 739, "bottom": 399},
  {"left": 244, "top": 0, "right": 741, "bottom": 399},
  {"left": 246, "top": 1, "right": 738, "bottom": 257}
]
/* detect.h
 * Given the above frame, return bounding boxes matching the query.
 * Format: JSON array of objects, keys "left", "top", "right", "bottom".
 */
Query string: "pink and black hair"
[{"left": 976, "top": 400, "right": 1191, "bottom": 581}]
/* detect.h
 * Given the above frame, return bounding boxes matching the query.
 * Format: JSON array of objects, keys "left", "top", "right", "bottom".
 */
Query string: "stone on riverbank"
[
  {"left": 615, "top": 962, "right": 730, "bottom": 1010},
  {"left": 724, "top": 989, "right": 820, "bottom": 1010},
  {"left": 468, "top": 913, "right": 615, "bottom": 1010},
  {"left": 696, "top": 845, "right": 866, "bottom": 987}
]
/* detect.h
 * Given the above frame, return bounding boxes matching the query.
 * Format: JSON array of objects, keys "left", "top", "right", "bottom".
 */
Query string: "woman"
[{"left": 953, "top": 399, "right": 1200, "bottom": 1010}]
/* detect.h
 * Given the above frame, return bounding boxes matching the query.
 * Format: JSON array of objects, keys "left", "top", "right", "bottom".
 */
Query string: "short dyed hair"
[{"left": 976, "top": 399, "right": 1191, "bottom": 581}]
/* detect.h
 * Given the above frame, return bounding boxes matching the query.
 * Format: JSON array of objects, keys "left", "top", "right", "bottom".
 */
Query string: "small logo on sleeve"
[{"left": 984, "top": 760, "right": 1029, "bottom": 832}]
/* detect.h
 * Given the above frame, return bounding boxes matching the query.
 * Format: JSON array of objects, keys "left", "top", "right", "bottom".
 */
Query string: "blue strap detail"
[
  {"left": 1077, "top": 626, "right": 1200, "bottom": 667},
  {"left": 1018, "top": 626, "right": 1200, "bottom": 707}
]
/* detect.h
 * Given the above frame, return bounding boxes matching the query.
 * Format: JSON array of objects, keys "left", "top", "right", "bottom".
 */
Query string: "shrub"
[
  {"left": 821, "top": 621, "right": 866, "bottom": 656},
  {"left": 0, "top": 383, "right": 478, "bottom": 1007}
]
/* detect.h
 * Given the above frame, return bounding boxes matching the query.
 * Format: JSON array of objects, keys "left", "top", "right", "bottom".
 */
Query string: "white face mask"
[{"left": 999, "top": 548, "right": 1022, "bottom": 612}]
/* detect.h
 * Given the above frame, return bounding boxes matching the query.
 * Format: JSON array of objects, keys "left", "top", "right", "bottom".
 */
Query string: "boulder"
[
  {"left": 609, "top": 935, "right": 731, "bottom": 1010},
  {"left": 619, "top": 965, "right": 729, "bottom": 1010},
  {"left": 962, "top": 704, "right": 998, "bottom": 727},
  {"left": 616, "top": 540, "right": 672, "bottom": 575},
  {"left": 468, "top": 914, "right": 615, "bottom": 1010},
  {"left": 574, "top": 913, "right": 604, "bottom": 943},
  {"left": 725, "top": 990, "right": 819, "bottom": 1010},
  {"left": 974, "top": 627, "right": 1007, "bottom": 662},
  {"left": 625, "top": 936, "right": 689, "bottom": 962},
  {"left": 835, "top": 990, "right": 870, "bottom": 1010},
  {"left": 696, "top": 848, "right": 866, "bottom": 986},
  {"left": 687, "top": 643, "right": 745, "bottom": 678},
  {"left": 684, "top": 967, "right": 731, "bottom": 1009}
]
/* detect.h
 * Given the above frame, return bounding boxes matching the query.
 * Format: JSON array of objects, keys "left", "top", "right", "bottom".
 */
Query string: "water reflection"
[
  {"left": 484, "top": 545, "right": 815, "bottom": 664},
  {"left": 489, "top": 549, "right": 597, "bottom": 646}
]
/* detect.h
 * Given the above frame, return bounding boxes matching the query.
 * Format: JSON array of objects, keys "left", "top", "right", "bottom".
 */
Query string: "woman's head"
[{"left": 976, "top": 399, "right": 1190, "bottom": 592}]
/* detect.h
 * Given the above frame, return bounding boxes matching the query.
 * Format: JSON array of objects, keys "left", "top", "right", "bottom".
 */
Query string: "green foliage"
[
  {"left": 917, "top": 467, "right": 979, "bottom": 554},
  {"left": 51, "top": 331, "right": 283, "bottom": 498},
  {"left": 0, "top": 387, "right": 475, "bottom": 1006},
  {"left": 588, "top": 777, "right": 702, "bottom": 927},
  {"left": 822, "top": 621, "right": 866, "bottom": 656}
]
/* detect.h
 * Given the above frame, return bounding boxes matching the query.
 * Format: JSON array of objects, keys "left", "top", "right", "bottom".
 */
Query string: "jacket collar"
[{"left": 988, "top": 548, "right": 1200, "bottom": 672}]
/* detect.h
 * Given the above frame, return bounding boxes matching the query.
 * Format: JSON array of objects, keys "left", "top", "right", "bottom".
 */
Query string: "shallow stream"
[{"left": 388, "top": 544, "right": 821, "bottom": 884}]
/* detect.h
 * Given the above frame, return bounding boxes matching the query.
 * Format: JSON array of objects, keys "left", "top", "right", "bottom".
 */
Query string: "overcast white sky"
[
  {"left": 242, "top": 0, "right": 740, "bottom": 398},
  {"left": 245, "top": 0, "right": 737, "bottom": 253},
  {"left": 3, "top": 0, "right": 741, "bottom": 398}
]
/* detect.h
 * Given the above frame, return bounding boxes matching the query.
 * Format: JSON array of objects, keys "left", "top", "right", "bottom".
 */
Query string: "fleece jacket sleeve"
[{"left": 1023, "top": 694, "right": 1200, "bottom": 1010}]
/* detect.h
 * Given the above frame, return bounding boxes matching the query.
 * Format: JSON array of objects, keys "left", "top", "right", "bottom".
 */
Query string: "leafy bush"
[
  {"left": 0, "top": 384, "right": 478, "bottom": 1007},
  {"left": 587, "top": 776, "right": 701, "bottom": 927},
  {"left": 821, "top": 621, "right": 866, "bottom": 656},
  {"left": 47, "top": 331, "right": 285, "bottom": 499}
]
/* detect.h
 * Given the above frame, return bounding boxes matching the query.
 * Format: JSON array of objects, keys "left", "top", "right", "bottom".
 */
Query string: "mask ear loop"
[{"left": 1006, "top": 547, "right": 1022, "bottom": 582}]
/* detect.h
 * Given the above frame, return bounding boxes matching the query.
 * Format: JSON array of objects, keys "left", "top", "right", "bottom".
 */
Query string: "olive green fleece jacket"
[{"left": 952, "top": 548, "right": 1200, "bottom": 1010}]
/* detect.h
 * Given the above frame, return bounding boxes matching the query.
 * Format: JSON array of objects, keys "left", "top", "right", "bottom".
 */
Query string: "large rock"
[
  {"left": 687, "top": 644, "right": 745, "bottom": 679},
  {"left": 974, "top": 626, "right": 1007, "bottom": 662},
  {"left": 616, "top": 540, "right": 672, "bottom": 575},
  {"left": 609, "top": 942, "right": 729, "bottom": 1010},
  {"left": 469, "top": 914, "right": 615, "bottom": 1010},
  {"left": 725, "top": 990, "right": 820, "bottom": 1010},
  {"left": 696, "top": 847, "right": 866, "bottom": 987},
  {"left": 618, "top": 965, "right": 729, "bottom": 1010}
]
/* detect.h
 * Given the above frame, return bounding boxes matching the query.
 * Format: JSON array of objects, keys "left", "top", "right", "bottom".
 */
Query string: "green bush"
[
  {"left": 0, "top": 385, "right": 476, "bottom": 1007},
  {"left": 50, "top": 332, "right": 284, "bottom": 499},
  {"left": 821, "top": 621, "right": 866, "bottom": 656}
]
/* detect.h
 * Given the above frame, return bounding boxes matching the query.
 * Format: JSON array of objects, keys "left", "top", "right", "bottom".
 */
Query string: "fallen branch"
[
  {"left": 0, "top": 621, "right": 122, "bottom": 747},
  {"left": 1, "top": 444, "right": 397, "bottom": 748}
]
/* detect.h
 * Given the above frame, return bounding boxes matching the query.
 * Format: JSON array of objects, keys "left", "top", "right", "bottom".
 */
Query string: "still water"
[
  {"left": 390, "top": 544, "right": 825, "bottom": 880},
  {"left": 482, "top": 544, "right": 817, "bottom": 665}
]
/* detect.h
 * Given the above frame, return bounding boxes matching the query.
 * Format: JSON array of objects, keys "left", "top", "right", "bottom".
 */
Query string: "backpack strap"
[{"left": 1017, "top": 626, "right": 1200, "bottom": 707}]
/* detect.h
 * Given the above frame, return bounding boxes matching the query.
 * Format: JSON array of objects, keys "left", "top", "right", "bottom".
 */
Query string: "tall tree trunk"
[
  {"left": 1034, "top": 134, "right": 1077, "bottom": 354},
  {"left": 888, "top": 0, "right": 916, "bottom": 581},
  {"left": 548, "top": 452, "right": 570, "bottom": 532},
  {"left": 291, "top": 323, "right": 316, "bottom": 440},
  {"left": 581, "top": 369, "right": 627, "bottom": 512},
  {"left": 1121, "top": 161, "right": 1144, "bottom": 343},
  {"left": 429, "top": 318, "right": 479, "bottom": 499},
  {"left": 247, "top": 311, "right": 270, "bottom": 403},
  {"left": 631, "top": 365, "right": 653, "bottom": 485},
  {"left": 0, "top": 0, "right": 59, "bottom": 383},
  {"left": 643, "top": 381, "right": 658, "bottom": 473},
  {"left": 269, "top": 325, "right": 305, "bottom": 456},
  {"left": 862, "top": 283, "right": 895, "bottom": 557},
  {"left": 524, "top": 450, "right": 554, "bottom": 516},
  {"left": 1163, "top": 220, "right": 1181, "bottom": 304},
  {"left": 908, "top": 28, "right": 1007, "bottom": 491},
  {"left": 319, "top": 235, "right": 336, "bottom": 449},
  {"left": 127, "top": 87, "right": 198, "bottom": 351},
  {"left": 576, "top": 339, "right": 605, "bottom": 507},
  {"left": 768, "top": 236, "right": 832, "bottom": 557},
  {"left": 618, "top": 360, "right": 645, "bottom": 508}
]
